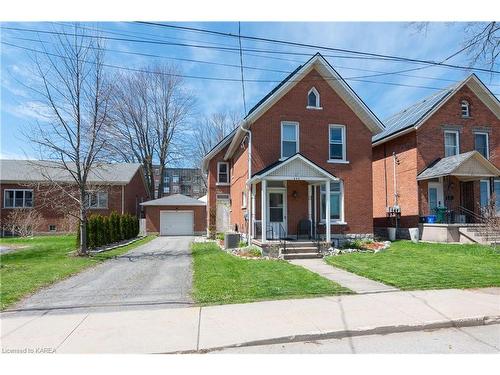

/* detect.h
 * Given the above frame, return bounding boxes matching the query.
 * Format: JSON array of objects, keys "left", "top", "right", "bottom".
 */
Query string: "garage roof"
[{"left": 140, "top": 194, "right": 206, "bottom": 206}]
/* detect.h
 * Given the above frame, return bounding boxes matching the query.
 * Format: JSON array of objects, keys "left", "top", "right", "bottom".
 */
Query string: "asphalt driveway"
[{"left": 13, "top": 236, "right": 195, "bottom": 312}]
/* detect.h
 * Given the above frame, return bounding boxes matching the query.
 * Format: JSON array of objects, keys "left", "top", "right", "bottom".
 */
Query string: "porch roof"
[
  {"left": 416, "top": 151, "right": 500, "bottom": 181},
  {"left": 251, "top": 153, "right": 338, "bottom": 182}
]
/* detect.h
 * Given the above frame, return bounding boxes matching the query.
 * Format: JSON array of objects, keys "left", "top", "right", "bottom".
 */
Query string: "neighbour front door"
[{"left": 267, "top": 190, "right": 287, "bottom": 239}]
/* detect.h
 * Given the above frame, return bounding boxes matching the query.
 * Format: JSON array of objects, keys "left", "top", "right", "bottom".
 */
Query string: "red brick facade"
[
  {"left": 207, "top": 67, "right": 378, "bottom": 238},
  {"left": 0, "top": 168, "right": 149, "bottom": 234},
  {"left": 372, "top": 83, "right": 500, "bottom": 229}
]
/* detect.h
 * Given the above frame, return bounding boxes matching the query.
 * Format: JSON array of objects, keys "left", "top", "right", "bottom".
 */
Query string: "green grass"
[
  {"left": 191, "top": 242, "right": 351, "bottom": 305},
  {"left": 325, "top": 240, "right": 500, "bottom": 290},
  {"left": 0, "top": 235, "right": 155, "bottom": 310}
]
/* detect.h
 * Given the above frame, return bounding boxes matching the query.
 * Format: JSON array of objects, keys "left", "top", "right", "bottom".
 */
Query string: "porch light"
[{"left": 292, "top": 190, "right": 298, "bottom": 198}]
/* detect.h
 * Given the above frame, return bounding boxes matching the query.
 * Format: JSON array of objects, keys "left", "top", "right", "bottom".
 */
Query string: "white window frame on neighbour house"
[
  {"left": 495, "top": 179, "right": 500, "bottom": 216},
  {"left": 241, "top": 190, "right": 247, "bottom": 208},
  {"left": 85, "top": 191, "right": 108, "bottom": 209},
  {"left": 328, "top": 124, "right": 347, "bottom": 163},
  {"left": 217, "top": 162, "right": 230, "bottom": 185},
  {"left": 3, "top": 189, "right": 33, "bottom": 208},
  {"left": 280, "top": 121, "right": 299, "bottom": 160},
  {"left": 320, "top": 181, "right": 345, "bottom": 223},
  {"left": 479, "top": 180, "right": 490, "bottom": 210},
  {"left": 444, "top": 130, "right": 460, "bottom": 157},
  {"left": 306, "top": 87, "right": 321, "bottom": 109},
  {"left": 474, "top": 132, "right": 489, "bottom": 159},
  {"left": 461, "top": 100, "right": 470, "bottom": 118}
]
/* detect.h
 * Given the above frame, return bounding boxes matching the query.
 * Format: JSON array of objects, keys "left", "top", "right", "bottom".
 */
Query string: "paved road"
[
  {"left": 12, "top": 236, "right": 195, "bottom": 312},
  {"left": 214, "top": 324, "right": 500, "bottom": 354}
]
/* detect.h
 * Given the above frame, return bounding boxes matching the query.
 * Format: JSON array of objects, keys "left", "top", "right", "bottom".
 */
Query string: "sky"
[{"left": 1, "top": 21, "right": 499, "bottom": 165}]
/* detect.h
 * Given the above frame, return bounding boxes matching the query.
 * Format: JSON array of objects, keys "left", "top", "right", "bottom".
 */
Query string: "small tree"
[{"left": 3, "top": 208, "right": 43, "bottom": 237}]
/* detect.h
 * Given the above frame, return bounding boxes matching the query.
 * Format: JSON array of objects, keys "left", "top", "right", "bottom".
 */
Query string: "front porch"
[{"left": 247, "top": 154, "right": 343, "bottom": 246}]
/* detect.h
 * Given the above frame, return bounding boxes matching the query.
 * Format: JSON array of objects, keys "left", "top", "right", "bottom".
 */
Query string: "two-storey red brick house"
[
  {"left": 203, "top": 53, "right": 384, "bottom": 249},
  {"left": 0, "top": 160, "right": 149, "bottom": 235},
  {"left": 372, "top": 74, "right": 500, "bottom": 242}
]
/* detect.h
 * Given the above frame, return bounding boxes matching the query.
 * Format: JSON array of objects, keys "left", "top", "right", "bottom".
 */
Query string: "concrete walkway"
[
  {"left": 290, "top": 258, "right": 398, "bottom": 293},
  {"left": 1, "top": 288, "right": 499, "bottom": 353}
]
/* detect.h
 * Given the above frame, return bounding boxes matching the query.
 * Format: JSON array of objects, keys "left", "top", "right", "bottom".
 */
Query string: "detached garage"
[{"left": 141, "top": 194, "right": 206, "bottom": 236}]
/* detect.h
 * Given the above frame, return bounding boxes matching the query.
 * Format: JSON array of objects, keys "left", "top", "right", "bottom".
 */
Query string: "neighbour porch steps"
[{"left": 458, "top": 225, "right": 500, "bottom": 245}]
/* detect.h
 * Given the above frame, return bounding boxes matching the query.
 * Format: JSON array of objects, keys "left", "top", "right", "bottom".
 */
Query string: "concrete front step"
[
  {"left": 281, "top": 247, "right": 319, "bottom": 254},
  {"left": 281, "top": 241, "right": 317, "bottom": 248},
  {"left": 283, "top": 253, "right": 322, "bottom": 260}
]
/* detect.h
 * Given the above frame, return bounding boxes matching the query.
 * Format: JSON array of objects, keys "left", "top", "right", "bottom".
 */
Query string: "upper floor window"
[
  {"left": 307, "top": 87, "right": 321, "bottom": 108},
  {"left": 329, "top": 124, "right": 346, "bottom": 161},
  {"left": 4, "top": 189, "right": 33, "bottom": 208},
  {"left": 474, "top": 132, "right": 489, "bottom": 159},
  {"left": 217, "top": 162, "right": 229, "bottom": 184},
  {"left": 281, "top": 122, "right": 299, "bottom": 159},
  {"left": 461, "top": 100, "right": 470, "bottom": 118},
  {"left": 444, "top": 130, "right": 460, "bottom": 157},
  {"left": 85, "top": 191, "right": 108, "bottom": 209}
]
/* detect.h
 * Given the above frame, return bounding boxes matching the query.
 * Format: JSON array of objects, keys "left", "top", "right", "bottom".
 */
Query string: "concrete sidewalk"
[
  {"left": 1, "top": 288, "right": 499, "bottom": 354},
  {"left": 290, "top": 258, "right": 398, "bottom": 293}
]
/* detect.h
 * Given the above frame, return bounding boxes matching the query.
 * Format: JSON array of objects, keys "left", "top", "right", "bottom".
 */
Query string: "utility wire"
[
  {"left": 136, "top": 22, "right": 500, "bottom": 74},
  {"left": 238, "top": 22, "right": 247, "bottom": 115}
]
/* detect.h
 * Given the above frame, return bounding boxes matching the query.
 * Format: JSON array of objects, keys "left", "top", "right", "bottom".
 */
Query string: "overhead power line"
[{"left": 136, "top": 21, "right": 500, "bottom": 75}]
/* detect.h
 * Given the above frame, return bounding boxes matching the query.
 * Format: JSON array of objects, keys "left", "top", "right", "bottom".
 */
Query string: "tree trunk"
[{"left": 78, "top": 190, "right": 88, "bottom": 256}]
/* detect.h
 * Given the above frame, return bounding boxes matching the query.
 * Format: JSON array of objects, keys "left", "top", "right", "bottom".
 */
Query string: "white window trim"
[
  {"left": 280, "top": 121, "right": 299, "bottom": 160},
  {"left": 306, "top": 87, "right": 322, "bottom": 109},
  {"left": 216, "top": 162, "right": 230, "bottom": 185},
  {"left": 480, "top": 179, "right": 491, "bottom": 208},
  {"left": 3, "top": 189, "right": 34, "bottom": 209},
  {"left": 444, "top": 130, "right": 460, "bottom": 157},
  {"left": 86, "top": 191, "right": 108, "bottom": 209},
  {"left": 328, "top": 124, "right": 347, "bottom": 162},
  {"left": 319, "top": 181, "right": 345, "bottom": 224},
  {"left": 241, "top": 190, "right": 247, "bottom": 208},
  {"left": 474, "top": 131, "right": 489, "bottom": 159},
  {"left": 461, "top": 100, "right": 470, "bottom": 118},
  {"left": 494, "top": 179, "right": 500, "bottom": 216}
]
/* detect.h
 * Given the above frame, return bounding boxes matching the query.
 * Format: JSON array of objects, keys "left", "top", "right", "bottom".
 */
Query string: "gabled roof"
[
  {"left": 224, "top": 52, "right": 385, "bottom": 160},
  {"left": 0, "top": 159, "right": 143, "bottom": 184},
  {"left": 201, "top": 128, "right": 237, "bottom": 173},
  {"left": 251, "top": 153, "right": 338, "bottom": 181},
  {"left": 416, "top": 151, "right": 500, "bottom": 181},
  {"left": 373, "top": 74, "right": 500, "bottom": 146},
  {"left": 140, "top": 193, "right": 206, "bottom": 206}
]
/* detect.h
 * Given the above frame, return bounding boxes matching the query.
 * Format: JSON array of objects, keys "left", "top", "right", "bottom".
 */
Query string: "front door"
[
  {"left": 267, "top": 190, "right": 287, "bottom": 239},
  {"left": 428, "top": 180, "right": 444, "bottom": 214}
]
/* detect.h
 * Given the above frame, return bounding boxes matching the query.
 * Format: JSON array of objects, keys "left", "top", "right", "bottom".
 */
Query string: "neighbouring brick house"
[
  {"left": 0, "top": 160, "right": 149, "bottom": 235},
  {"left": 372, "top": 74, "right": 500, "bottom": 242},
  {"left": 151, "top": 166, "right": 206, "bottom": 199},
  {"left": 202, "top": 53, "right": 384, "bottom": 249}
]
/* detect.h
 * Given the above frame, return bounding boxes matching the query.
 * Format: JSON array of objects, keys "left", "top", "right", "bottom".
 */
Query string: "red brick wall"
[
  {"left": 1, "top": 169, "right": 149, "bottom": 234},
  {"left": 206, "top": 145, "right": 231, "bottom": 232},
  {"left": 144, "top": 205, "right": 206, "bottom": 234},
  {"left": 230, "top": 140, "right": 249, "bottom": 234},
  {"left": 248, "top": 68, "right": 375, "bottom": 234},
  {"left": 372, "top": 131, "right": 420, "bottom": 227}
]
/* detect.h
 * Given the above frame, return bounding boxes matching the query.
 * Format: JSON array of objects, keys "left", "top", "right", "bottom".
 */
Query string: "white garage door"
[{"left": 160, "top": 211, "right": 194, "bottom": 236}]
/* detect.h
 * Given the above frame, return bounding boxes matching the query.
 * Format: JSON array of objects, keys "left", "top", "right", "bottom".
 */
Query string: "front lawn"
[
  {"left": 192, "top": 242, "right": 350, "bottom": 305},
  {"left": 0, "top": 235, "right": 155, "bottom": 310},
  {"left": 325, "top": 241, "right": 500, "bottom": 290}
]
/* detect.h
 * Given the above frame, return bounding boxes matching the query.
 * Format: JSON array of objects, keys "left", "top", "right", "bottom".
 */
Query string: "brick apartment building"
[{"left": 151, "top": 166, "right": 206, "bottom": 199}]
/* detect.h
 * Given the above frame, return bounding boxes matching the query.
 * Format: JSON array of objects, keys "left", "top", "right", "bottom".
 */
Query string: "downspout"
[
  {"left": 240, "top": 122, "right": 252, "bottom": 244},
  {"left": 121, "top": 185, "right": 125, "bottom": 214}
]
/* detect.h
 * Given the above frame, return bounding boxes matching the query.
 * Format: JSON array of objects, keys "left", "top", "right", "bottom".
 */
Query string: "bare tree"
[
  {"left": 191, "top": 111, "right": 239, "bottom": 186},
  {"left": 25, "top": 24, "right": 112, "bottom": 255},
  {"left": 108, "top": 64, "right": 194, "bottom": 198},
  {"left": 410, "top": 22, "right": 499, "bottom": 70},
  {"left": 3, "top": 208, "right": 43, "bottom": 237}
]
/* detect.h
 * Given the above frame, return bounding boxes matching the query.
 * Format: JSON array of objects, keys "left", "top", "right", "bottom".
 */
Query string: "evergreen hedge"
[{"left": 84, "top": 212, "right": 140, "bottom": 249}]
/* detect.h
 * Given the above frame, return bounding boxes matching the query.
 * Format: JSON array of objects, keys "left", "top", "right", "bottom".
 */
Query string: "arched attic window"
[
  {"left": 307, "top": 87, "right": 321, "bottom": 109},
  {"left": 460, "top": 100, "right": 470, "bottom": 118}
]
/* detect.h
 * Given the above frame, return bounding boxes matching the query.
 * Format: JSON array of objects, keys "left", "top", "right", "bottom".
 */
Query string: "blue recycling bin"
[{"left": 427, "top": 215, "right": 437, "bottom": 224}]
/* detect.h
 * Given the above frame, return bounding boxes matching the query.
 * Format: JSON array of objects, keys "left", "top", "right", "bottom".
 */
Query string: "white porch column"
[
  {"left": 261, "top": 179, "right": 267, "bottom": 243},
  {"left": 325, "top": 179, "right": 331, "bottom": 244},
  {"left": 308, "top": 184, "right": 312, "bottom": 235},
  {"left": 251, "top": 183, "right": 256, "bottom": 238}
]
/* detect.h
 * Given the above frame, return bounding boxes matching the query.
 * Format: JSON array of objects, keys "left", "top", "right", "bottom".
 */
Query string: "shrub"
[
  {"left": 238, "top": 240, "right": 247, "bottom": 248},
  {"left": 216, "top": 233, "right": 225, "bottom": 241},
  {"left": 84, "top": 213, "right": 139, "bottom": 249}
]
